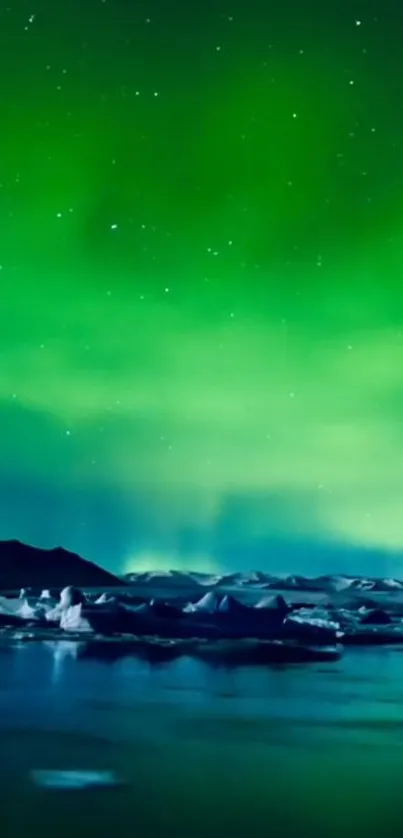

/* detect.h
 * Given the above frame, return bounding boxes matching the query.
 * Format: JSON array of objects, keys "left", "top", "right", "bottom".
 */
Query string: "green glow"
[{"left": 1, "top": 2, "right": 402, "bottom": 571}]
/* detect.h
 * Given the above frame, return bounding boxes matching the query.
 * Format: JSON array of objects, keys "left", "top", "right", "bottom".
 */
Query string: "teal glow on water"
[{"left": 2, "top": 642, "right": 403, "bottom": 838}]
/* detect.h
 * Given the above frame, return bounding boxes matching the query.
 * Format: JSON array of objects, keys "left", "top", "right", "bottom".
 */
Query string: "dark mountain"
[{"left": 0, "top": 540, "right": 122, "bottom": 591}]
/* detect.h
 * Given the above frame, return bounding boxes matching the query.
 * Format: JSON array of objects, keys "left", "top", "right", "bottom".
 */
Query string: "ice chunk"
[
  {"left": 0, "top": 596, "right": 22, "bottom": 615},
  {"left": 31, "top": 770, "right": 124, "bottom": 790},
  {"left": 16, "top": 599, "right": 42, "bottom": 621},
  {"left": 60, "top": 604, "right": 93, "bottom": 632},
  {"left": 287, "top": 612, "right": 340, "bottom": 632},
  {"left": 95, "top": 592, "right": 111, "bottom": 604},
  {"left": 60, "top": 586, "right": 85, "bottom": 608},
  {"left": 184, "top": 591, "right": 221, "bottom": 613},
  {"left": 44, "top": 604, "right": 63, "bottom": 622}
]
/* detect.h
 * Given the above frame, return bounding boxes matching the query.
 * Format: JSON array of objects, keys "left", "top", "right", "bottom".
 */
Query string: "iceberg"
[
  {"left": 60, "top": 604, "right": 93, "bottom": 633},
  {"left": 31, "top": 770, "right": 124, "bottom": 790},
  {"left": 184, "top": 591, "right": 222, "bottom": 613}
]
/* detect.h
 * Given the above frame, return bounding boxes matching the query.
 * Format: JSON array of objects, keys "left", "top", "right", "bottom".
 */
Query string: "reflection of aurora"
[{"left": 1, "top": 1, "right": 403, "bottom": 573}]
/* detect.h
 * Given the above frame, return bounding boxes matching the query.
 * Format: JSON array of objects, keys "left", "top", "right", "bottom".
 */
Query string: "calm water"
[{"left": 2, "top": 642, "right": 403, "bottom": 838}]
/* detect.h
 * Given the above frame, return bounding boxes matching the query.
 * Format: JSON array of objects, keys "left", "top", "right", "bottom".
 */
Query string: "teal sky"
[{"left": 1, "top": 0, "right": 403, "bottom": 575}]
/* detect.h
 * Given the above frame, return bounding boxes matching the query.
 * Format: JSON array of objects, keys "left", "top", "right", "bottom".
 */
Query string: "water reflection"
[{"left": 1, "top": 642, "right": 403, "bottom": 838}]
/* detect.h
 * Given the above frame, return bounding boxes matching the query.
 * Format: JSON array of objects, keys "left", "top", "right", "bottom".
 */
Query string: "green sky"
[{"left": 0, "top": 0, "right": 402, "bottom": 574}]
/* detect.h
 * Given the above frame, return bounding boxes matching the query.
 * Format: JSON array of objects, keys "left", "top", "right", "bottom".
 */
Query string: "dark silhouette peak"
[{"left": 0, "top": 539, "right": 121, "bottom": 591}]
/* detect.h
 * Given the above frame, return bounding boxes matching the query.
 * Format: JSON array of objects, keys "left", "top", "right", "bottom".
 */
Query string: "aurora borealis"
[{"left": 1, "top": 0, "right": 403, "bottom": 575}]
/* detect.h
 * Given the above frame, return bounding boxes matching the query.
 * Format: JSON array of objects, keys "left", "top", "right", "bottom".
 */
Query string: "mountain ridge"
[
  {"left": 0, "top": 539, "right": 121, "bottom": 590},
  {"left": 123, "top": 569, "right": 403, "bottom": 594}
]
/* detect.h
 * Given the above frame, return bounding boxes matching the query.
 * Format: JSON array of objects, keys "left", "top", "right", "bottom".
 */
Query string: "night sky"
[{"left": 1, "top": 0, "right": 403, "bottom": 576}]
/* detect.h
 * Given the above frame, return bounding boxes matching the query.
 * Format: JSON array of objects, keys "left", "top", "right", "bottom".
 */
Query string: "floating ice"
[
  {"left": 60, "top": 586, "right": 86, "bottom": 608},
  {"left": 31, "top": 770, "right": 124, "bottom": 790},
  {"left": 60, "top": 603, "right": 93, "bottom": 633}
]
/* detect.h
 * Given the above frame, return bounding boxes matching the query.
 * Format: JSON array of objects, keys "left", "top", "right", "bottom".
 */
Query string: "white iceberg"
[
  {"left": 60, "top": 586, "right": 86, "bottom": 608},
  {"left": 15, "top": 598, "right": 43, "bottom": 621},
  {"left": 39, "top": 589, "right": 54, "bottom": 601},
  {"left": 60, "top": 604, "right": 93, "bottom": 633}
]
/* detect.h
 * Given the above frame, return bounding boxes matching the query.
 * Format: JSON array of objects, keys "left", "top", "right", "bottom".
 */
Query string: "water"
[{"left": 2, "top": 642, "right": 403, "bottom": 838}]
